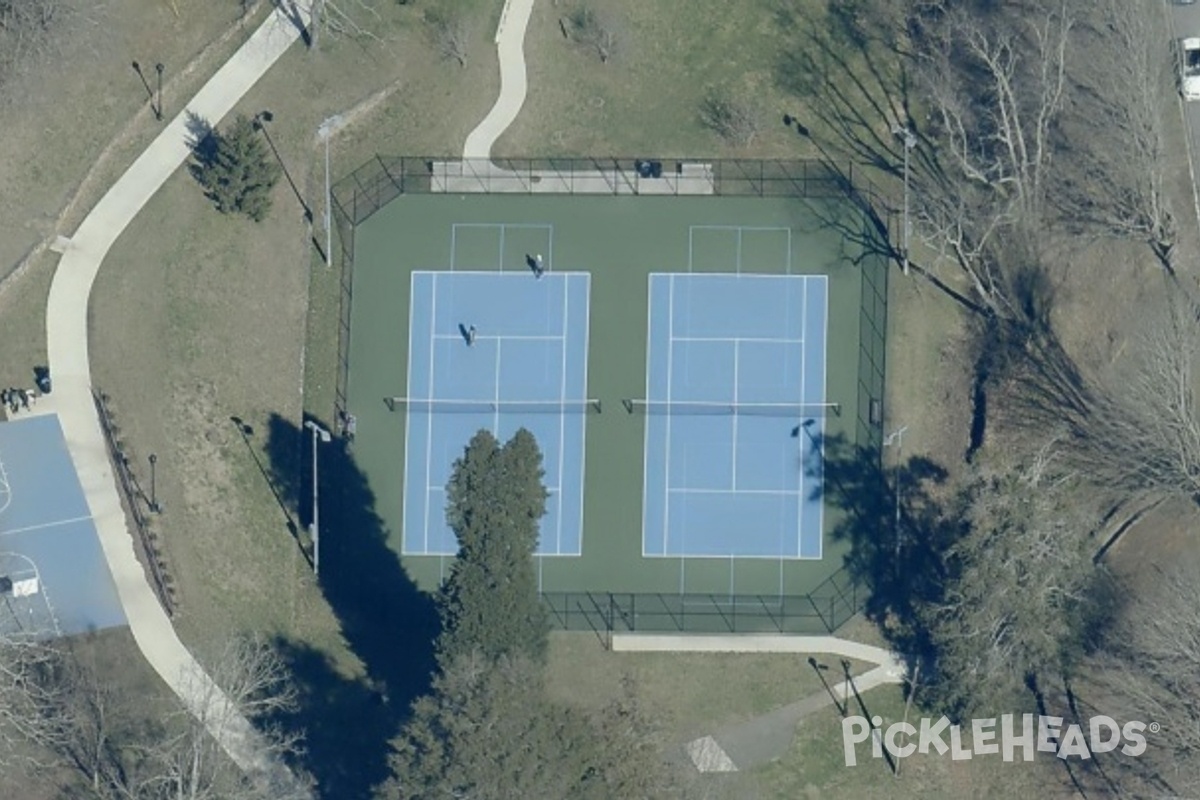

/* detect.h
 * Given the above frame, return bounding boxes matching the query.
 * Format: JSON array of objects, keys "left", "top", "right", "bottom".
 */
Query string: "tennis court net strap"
[
  {"left": 622, "top": 399, "right": 840, "bottom": 417},
  {"left": 385, "top": 397, "right": 602, "bottom": 413}
]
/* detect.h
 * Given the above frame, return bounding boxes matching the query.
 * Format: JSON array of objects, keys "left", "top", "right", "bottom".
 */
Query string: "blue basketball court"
[
  {"left": 642, "top": 273, "right": 828, "bottom": 559},
  {"left": 0, "top": 415, "right": 126, "bottom": 638},
  {"left": 402, "top": 270, "right": 591, "bottom": 556}
]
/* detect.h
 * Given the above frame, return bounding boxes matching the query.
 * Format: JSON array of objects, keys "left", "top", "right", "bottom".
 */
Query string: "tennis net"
[
  {"left": 385, "top": 397, "right": 602, "bottom": 413},
  {"left": 622, "top": 399, "right": 840, "bottom": 417}
]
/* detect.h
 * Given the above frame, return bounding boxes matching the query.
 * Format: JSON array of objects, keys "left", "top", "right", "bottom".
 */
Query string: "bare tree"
[
  {"left": 424, "top": 7, "right": 469, "bottom": 68},
  {"left": 50, "top": 635, "right": 311, "bottom": 800},
  {"left": 566, "top": 2, "right": 619, "bottom": 63},
  {"left": 0, "top": 0, "right": 67, "bottom": 83},
  {"left": 910, "top": 0, "right": 1075, "bottom": 316},
  {"left": 921, "top": 443, "right": 1102, "bottom": 719},
  {"left": 1069, "top": 295, "right": 1200, "bottom": 501},
  {"left": 1089, "top": 554, "right": 1200, "bottom": 798},
  {"left": 307, "top": 0, "right": 382, "bottom": 50},
  {"left": 699, "top": 90, "right": 761, "bottom": 147},
  {"left": 1053, "top": 0, "right": 1176, "bottom": 271},
  {"left": 0, "top": 635, "right": 63, "bottom": 768}
]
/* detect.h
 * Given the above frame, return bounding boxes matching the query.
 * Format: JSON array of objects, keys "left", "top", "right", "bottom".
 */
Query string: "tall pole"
[
  {"left": 148, "top": 453, "right": 160, "bottom": 513},
  {"left": 155, "top": 63, "right": 164, "bottom": 121},
  {"left": 318, "top": 116, "right": 342, "bottom": 267},
  {"left": 304, "top": 421, "right": 331, "bottom": 576},
  {"left": 884, "top": 426, "right": 907, "bottom": 568},
  {"left": 893, "top": 126, "right": 915, "bottom": 275}
]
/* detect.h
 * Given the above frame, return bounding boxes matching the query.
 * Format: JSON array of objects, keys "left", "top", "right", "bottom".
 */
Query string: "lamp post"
[
  {"left": 883, "top": 426, "right": 907, "bottom": 567},
  {"left": 318, "top": 115, "right": 343, "bottom": 267},
  {"left": 148, "top": 453, "right": 161, "bottom": 513},
  {"left": 892, "top": 126, "right": 916, "bottom": 275},
  {"left": 304, "top": 421, "right": 331, "bottom": 576},
  {"left": 155, "top": 63, "right": 164, "bottom": 121}
]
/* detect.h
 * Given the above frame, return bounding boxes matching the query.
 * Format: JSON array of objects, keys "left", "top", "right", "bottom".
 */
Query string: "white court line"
[
  {"left": 689, "top": 225, "right": 793, "bottom": 232},
  {"left": 796, "top": 277, "right": 807, "bottom": 559},
  {"left": 423, "top": 273, "right": 439, "bottom": 555},
  {"left": 647, "top": 270, "right": 804, "bottom": 281},
  {"left": 667, "top": 488, "right": 803, "bottom": 496},
  {"left": 554, "top": 270, "right": 569, "bottom": 556},
  {"left": 493, "top": 339, "right": 503, "bottom": 434},
  {"left": 430, "top": 485, "right": 562, "bottom": 493},
  {"left": 731, "top": 338, "right": 739, "bottom": 490},
  {"left": 816, "top": 274, "right": 830, "bottom": 560},
  {"left": 432, "top": 334, "right": 564, "bottom": 341},
  {"left": 0, "top": 514, "right": 96, "bottom": 538},
  {"left": 673, "top": 335, "right": 804, "bottom": 345},
  {"left": 449, "top": 226, "right": 457, "bottom": 270},
  {"left": 548, "top": 225, "right": 555, "bottom": 272},
  {"left": 786, "top": 229, "right": 794, "bottom": 274},
  {"left": 664, "top": 275, "right": 676, "bottom": 556},
  {"left": 400, "top": 271, "right": 417, "bottom": 554},
  {"left": 498, "top": 225, "right": 505, "bottom": 271},
  {"left": 736, "top": 227, "right": 743, "bottom": 273},
  {"left": 688, "top": 229, "right": 694, "bottom": 272},
  {"left": 577, "top": 274, "right": 592, "bottom": 557},
  {"left": 640, "top": 276, "right": 655, "bottom": 557}
]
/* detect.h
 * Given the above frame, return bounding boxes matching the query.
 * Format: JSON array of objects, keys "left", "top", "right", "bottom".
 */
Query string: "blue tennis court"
[
  {"left": 642, "top": 273, "right": 828, "bottom": 559},
  {"left": 402, "top": 271, "right": 590, "bottom": 556}
]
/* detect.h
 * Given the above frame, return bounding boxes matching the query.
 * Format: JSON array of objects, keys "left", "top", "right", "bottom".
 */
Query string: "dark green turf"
[{"left": 346, "top": 192, "right": 872, "bottom": 597}]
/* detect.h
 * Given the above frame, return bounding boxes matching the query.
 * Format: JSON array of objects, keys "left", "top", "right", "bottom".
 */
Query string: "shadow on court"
[
  {"left": 809, "top": 432, "right": 962, "bottom": 661},
  {"left": 263, "top": 414, "right": 439, "bottom": 799}
]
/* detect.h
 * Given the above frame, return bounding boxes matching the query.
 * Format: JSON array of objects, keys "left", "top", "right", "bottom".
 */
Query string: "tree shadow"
[
  {"left": 810, "top": 432, "right": 963, "bottom": 661},
  {"left": 772, "top": 2, "right": 1000, "bottom": 318},
  {"left": 263, "top": 415, "right": 439, "bottom": 799}
]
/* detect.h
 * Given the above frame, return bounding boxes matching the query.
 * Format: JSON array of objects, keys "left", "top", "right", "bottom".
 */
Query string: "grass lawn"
[{"left": 496, "top": 0, "right": 824, "bottom": 159}]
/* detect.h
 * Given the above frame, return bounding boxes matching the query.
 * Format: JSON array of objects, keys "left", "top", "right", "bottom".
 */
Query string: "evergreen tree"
[
  {"left": 436, "top": 428, "right": 550, "bottom": 668},
  {"left": 193, "top": 114, "right": 280, "bottom": 222},
  {"left": 376, "top": 653, "right": 686, "bottom": 800}
]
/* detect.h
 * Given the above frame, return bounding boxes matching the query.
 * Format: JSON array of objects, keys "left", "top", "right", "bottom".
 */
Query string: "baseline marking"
[
  {"left": 673, "top": 335, "right": 803, "bottom": 345},
  {"left": 667, "top": 488, "right": 803, "bottom": 496}
]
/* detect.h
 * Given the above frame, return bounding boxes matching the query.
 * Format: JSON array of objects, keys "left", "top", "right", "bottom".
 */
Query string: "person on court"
[
  {"left": 534, "top": 253, "right": 545, "bottom": 279},
  {"left": 467, "top": 325, "right": 477, "bottom": 346}
]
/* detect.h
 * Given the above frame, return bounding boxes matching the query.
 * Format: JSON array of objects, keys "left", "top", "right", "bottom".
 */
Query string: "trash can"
[{"left": 37, "top": 372, "right": 51, "bottom": 394}]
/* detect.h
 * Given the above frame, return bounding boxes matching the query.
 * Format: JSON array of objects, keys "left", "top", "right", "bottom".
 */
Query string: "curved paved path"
[
  {"left": 462, "top": 0, "right": 536, "bottom": 160},
  {"left": 40, "top": 4, "right": 310, "bottom": 785}
]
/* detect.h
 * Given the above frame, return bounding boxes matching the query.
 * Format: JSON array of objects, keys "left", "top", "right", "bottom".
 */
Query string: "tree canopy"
[
  {"left": 192, "top": 114, "right": 281, "bottom": 222},
  {"left": 436, "top": 428, "right": 550, "bottom": 668}
]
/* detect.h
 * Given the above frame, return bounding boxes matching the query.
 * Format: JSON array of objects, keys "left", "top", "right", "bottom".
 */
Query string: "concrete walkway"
[
  {"left": 39, "top": 4, "right": 311, "bottom": 789},
  {"left": 462, "top": 0, "right": 536, "bottom": 160},
  {"left": 610, "top": 633, "right": 905, "bottom": 773}
]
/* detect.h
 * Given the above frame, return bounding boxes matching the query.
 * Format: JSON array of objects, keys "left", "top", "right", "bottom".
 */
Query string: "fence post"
[{"left": 608, "top": 592, "right": 614, "bottom": 650}]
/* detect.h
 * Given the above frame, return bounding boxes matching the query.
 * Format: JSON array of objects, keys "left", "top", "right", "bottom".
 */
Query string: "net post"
[
  {"left": 622, "top": 398, "right": 634, "bottom": 413},
  {"left": 383, "top": 396, "right": 395, "bottom": 412}
]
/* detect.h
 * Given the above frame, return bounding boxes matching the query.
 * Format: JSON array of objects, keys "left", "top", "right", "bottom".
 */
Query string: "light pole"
[
  {"left": 148, "top": 453, "right": 161, "bottom": 513},
  {"left": 304, "top": 421, "right": 331, "bottom": 577},
  {"left": 883, "top": 426, "right": 907, "bottom": 566},
  {"left": 318, "top": 115, "right": 343, "bottom": 267},
  {"left": 155, "top": 63, "right": 164, "bottom": 121},
  {"left": 892, "top": 125, "right": 916, "bottom": 276}
]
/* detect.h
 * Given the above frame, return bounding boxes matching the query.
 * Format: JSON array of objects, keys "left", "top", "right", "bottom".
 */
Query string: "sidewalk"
[{"left": 41, "top": 3, "right": 310, "bottom": 786}]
